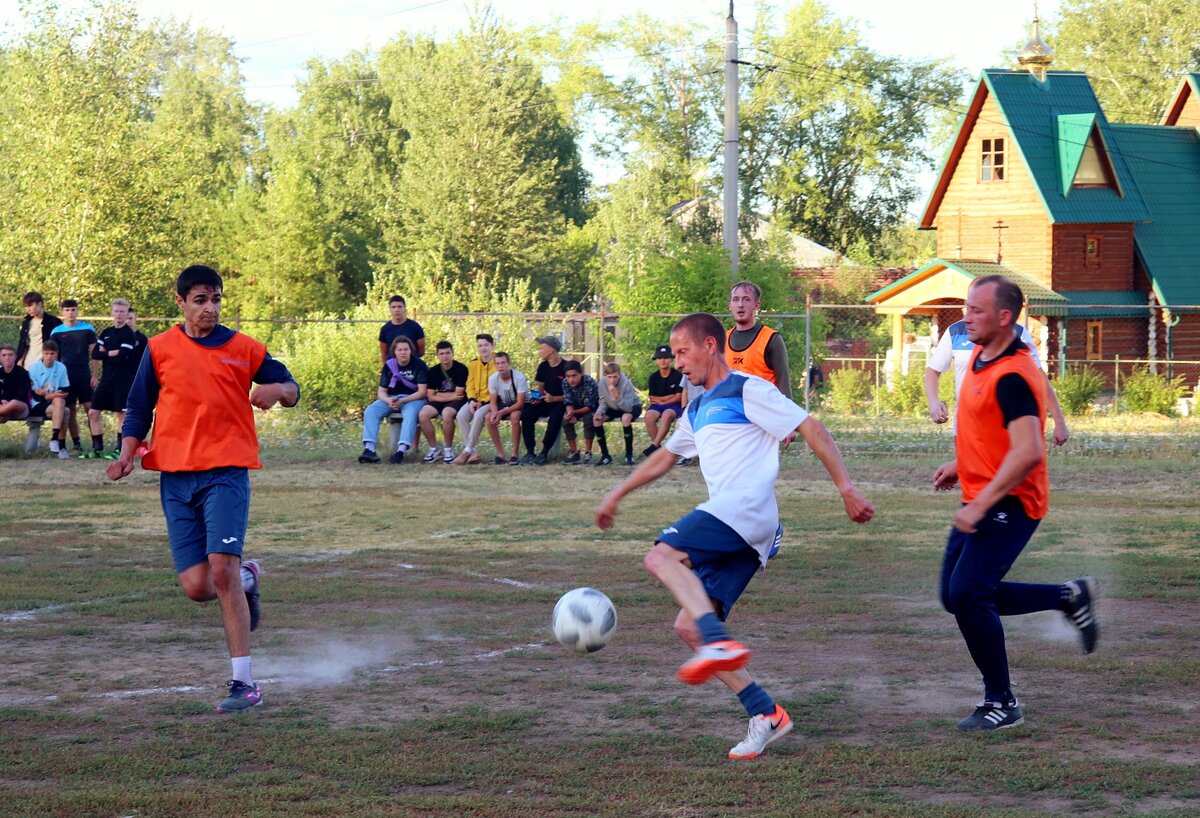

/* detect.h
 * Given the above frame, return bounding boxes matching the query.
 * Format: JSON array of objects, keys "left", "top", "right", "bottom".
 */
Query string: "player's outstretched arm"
[
  {"left": 595, "top": 446, "right": 678, "bottom": 530},
  {"left": 796, "top": 416, "right": 874, "bottom": 523},
  {"left": 925, "top": 368, "right": 949, "bottom": 424},
  {"left": 250, "top": 381, "right": 299, "bottom": 410}
]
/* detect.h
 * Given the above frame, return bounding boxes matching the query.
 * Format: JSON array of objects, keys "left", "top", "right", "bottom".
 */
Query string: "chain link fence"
[{"left": 4, "top": 302, "right": 1197, "bottom": 419}]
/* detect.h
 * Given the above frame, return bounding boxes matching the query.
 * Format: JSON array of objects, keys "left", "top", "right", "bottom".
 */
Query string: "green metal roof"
[
  {"left": 1057, "top": 290, "right": 1150, "bottom": 318},
  {"left": 981, "top": 70, "right": 1152, "bottom": 224},
  {"left": 1107, "top": 124, "right": 1200, "bottom": 307},
  {"left": 866, "top": 259, "right": 1068, "bottom": 309}
]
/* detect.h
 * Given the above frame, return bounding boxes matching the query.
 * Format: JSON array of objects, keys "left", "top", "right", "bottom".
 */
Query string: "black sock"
[
  {"left": 72, "top": 437, "right": 82, "bottom": 449},
  {"left": 92, "top": 434, "right": 103, "bottom": 451},
  {"left": 623, "top": 426, "right": 634, "bottom": 458},
  {"left": 51, "top": 428, "right": 61, "bottom": 441},
  {"left": 596, "top": 427, "right": 609, "bottom": 456}
]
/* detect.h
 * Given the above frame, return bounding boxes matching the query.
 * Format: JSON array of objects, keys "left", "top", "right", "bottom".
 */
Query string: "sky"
[{"left": 1, "top": 0, "right": 1061, "bottom": 109}]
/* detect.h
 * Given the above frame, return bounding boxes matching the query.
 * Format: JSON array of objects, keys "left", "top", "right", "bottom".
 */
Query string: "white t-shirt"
[
  {"left": 487, "top": 370, "right": 528, "bottom": 405},
  {"left": 665, "top": 372, "right": 808, "bottom": 565},
  {"left": 928, "top": 320, "right": 1043, "bottom": 397}
]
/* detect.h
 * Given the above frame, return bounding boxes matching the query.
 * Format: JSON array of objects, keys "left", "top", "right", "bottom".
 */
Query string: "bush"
[
  {"left": 825, "top": 367, "right": 873, "bottom": 415},
  {"left": 876, "top": 368, "right": 927, "bottom": 418},
  {"left": 1120, "top": 368, "right": 1187, "bottom": 415},
  {"left": 1054, "top": 366, "right": 1104, "bottom": 415}
]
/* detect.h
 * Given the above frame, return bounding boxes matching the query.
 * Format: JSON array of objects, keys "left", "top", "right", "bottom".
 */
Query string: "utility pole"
[{"left": 723, "top": 0, "right": 739, "bottom": 277}]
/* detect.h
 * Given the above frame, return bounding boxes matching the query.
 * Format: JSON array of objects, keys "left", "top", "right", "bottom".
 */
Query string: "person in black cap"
[
  {"left": 644, "top": 344, "right": 686, "bottom": 458},
  {"left": 520, "top": 336, "right": 567, "bottom": 465}
]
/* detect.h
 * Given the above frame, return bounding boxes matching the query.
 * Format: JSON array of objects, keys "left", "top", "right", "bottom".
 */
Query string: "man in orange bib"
[
  {"left": 933, "top": 275, "right": 1098, "bottom": 732},
  {"left": 725, "top": 281, "right": 791, "bottom": 398},
  {"left": 107, "top": 266, "right": 299, "bottom": 714}
]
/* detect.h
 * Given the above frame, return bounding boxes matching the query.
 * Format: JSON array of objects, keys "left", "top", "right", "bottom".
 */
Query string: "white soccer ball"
[{"left": 552, "top": 587, "right": 617, "bottom": 653}]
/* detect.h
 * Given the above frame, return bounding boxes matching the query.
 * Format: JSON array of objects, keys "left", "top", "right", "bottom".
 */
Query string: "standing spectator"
[
  {"left": 107, "top": 264, "right": 299, "bottom": 713},
  {"left": 924, "top": 318, "right": 1069, "bottom": 446},
  {"left": 561, "top": 360, "right": 601, "bottom": 464},
  {"left": 644, "top": 345, "right": 685, "bottom": 458},
  {"left": 0, "top": 344, "right": 32, "bottom": 423},
  {"left": 418, "top": 340, "right": 469, "bottom": 463},
  {"left": 486, "top": 352, "right": 527, "bottom": 464},
  {"left": 127, "top": 308, "right": 150, "bottom": 366},
  {"left": 379, "top": 295, "right": 426, "bottom": 362},
  {"left": 932, "top": 276, "right": 1096, "bottom": 731},
  {"left": 595, "top": 362, "right": 643, "bottom": 465},
  {"left": 26, "top": 341, "right": 70, "bottom": 456},
  {"left": 16, "top": 291, "right": 62, "bottom": 371},
  {"left": 50, "top": 299, "right": 100, "bottom": 456},
  {"left": 453, "top": 334, "right": 497, "bottom": 465},
  {"left": 521, "top": 336, "right": 568, "bottom": 465},
  {"left": 359, "top": 336, "right": 428, "bottom": 464},
  {"left": 89, "top": 299, "right": 145, "bottom": 459},
  {"left": 725, "top": 281, "right": 791, "bottom": 398}
]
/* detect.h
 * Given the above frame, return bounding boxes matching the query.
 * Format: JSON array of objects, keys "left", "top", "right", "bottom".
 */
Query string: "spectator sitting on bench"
[
  {"left": 26, "top": 340, "right": 70, "bottom": 457},
  {"left": 358, "top": 336, "right": 428, "bottom": 464},
  {"left": 561, "top": 360, "right": 600, "bottom": 465},
  {"left": 595, "top": 361, "right": 643, "bottom": 465},
  {"left": 520, "top": 336, "right": 568, "bottom": 465},
  {"left": 485, "top": 352, "right": 527, "bottom": 464},
  {"left": 0, "top": 344, "right": 32, "bottom": 424},
  {"left": 418, "top": 340, "right": 469, "bottom": 464},
  {"left": 643, "top": 345, "right": 685, "bottom": 458}
]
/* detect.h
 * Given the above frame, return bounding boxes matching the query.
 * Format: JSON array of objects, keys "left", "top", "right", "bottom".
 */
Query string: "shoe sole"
[
  {"left": 676, "top": 649, "right": 752, "bottom": 685},
  {"left": 1071, "top": 576, "right": 1099, "bottom": 654},
  {"left": 216, "top": 698, "right": 262, "bottom": 713},
  {"left": 358, "top": 456, "right": 380, "bottom": 463},
  {"left": 728, "top": 717, "right": 794, "bottom": 760},
  {"left": 957, "top": 716, "right": 1024, "bottom": 732}
]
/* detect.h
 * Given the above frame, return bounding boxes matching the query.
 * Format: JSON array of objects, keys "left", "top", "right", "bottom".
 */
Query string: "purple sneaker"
[{"left": 217, "top": 680, "right": 262, "bottom": 713}]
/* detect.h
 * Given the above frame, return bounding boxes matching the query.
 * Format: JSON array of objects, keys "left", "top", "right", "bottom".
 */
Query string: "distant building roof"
[
  {"left": 668, "top": 198, "right": 840, "bottom": 268},
  {"left": 866, "top": 259, "right": 1067, "bottom": 314}
]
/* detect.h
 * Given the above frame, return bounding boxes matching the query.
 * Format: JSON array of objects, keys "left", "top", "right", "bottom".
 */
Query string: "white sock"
[
  {"left": 231, "top": 656, "right": 253, "bottom": 684},
  {"left": 363, "top": 440, "right": 376, "bottom": 452},
  {"left": 463, "top": 446, "right": 474, "bottom": 453}
]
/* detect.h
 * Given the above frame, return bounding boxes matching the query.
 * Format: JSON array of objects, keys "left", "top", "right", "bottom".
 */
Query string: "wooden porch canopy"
[{"left": 865, "top": 259, "right": 1067, "bottom": 370}]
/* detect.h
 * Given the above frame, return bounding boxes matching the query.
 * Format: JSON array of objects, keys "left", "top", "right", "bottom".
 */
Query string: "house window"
[
  {"left": 981, "top": 138, "right": 1005, "bottom": 181},
  {"left": 1086, "top": 321, "right": 1103, "bottom": 360},
  {"left": 1085, "top": 234, "right": 1102, "bottom": 268},
  {"left": 1073, "top": 132, "right": 1117, "bottom": 188}
]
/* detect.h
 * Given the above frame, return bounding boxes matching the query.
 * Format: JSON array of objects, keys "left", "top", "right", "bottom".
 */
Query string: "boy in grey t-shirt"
[{"left": 485, "top": 352, "right": 527, "bottom": 464}]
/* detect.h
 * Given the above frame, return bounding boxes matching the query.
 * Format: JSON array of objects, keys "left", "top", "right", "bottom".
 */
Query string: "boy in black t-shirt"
[
  {"left": 379, "top": 295, "right": 426, "bottom": 361},
  {"left": 0, "top": 345, "right": 32, "bottom": 422},
  {"left": 418, "top": 340, "right": 470, "bottom": 463},
  {"left": 521, "top": 336, "right": 568, "bottom": 465},
  {"left": 89, "top": 298, "right": 145, "bottom": 458},
  {"left": 644, "top": 345, "right": 685, "bottom": 457}
]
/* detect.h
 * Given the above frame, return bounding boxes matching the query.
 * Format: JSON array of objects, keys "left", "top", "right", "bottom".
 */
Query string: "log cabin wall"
[{"left": 1050, "top": 224, "right": 1136, "bottom": 290}]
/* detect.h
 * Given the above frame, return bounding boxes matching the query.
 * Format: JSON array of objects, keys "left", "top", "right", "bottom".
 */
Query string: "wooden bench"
[{"left": 22, "top": 407, "right": 71, "bottom": 455}]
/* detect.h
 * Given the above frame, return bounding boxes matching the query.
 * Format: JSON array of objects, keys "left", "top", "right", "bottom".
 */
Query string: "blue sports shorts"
[
  {"left": 656, "top": 509, "right": 770, "bottom": 621},
  {"left": 160, "top": 467, "right": 251, "bottom": 573}
]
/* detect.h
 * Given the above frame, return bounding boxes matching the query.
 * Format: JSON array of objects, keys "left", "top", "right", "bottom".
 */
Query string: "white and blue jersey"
[
  {"left": 665, "top": 372, "right": 807, "bottom": 566},
  {"left": 929, "top": 320, "right": 1042, "bottom": 398}
]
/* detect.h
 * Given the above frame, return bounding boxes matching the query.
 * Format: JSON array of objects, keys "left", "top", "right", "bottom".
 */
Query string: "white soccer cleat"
[{"left": 728, "top": 704, "right": 793, "bottom": 759}]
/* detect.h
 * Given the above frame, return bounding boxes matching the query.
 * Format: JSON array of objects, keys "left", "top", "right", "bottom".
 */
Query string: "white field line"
[
  {"left": 1, "top": 592, "right": 148, "bottom": 622},
  {"left": 27, "top": 643, "right": 547, "bottom": 702}
]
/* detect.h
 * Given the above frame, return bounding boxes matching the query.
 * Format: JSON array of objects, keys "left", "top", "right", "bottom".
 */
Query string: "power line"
[{"left": 235, "top": 0, "right": 455, "bottom": 50}]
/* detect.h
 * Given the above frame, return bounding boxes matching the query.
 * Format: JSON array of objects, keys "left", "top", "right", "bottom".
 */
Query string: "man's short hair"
[
  {"left": 176, "top": 265, "right": 223, "bottom": 297},
  {"left": 563, "top": 360, "right": 583, "bottom": 374},
  {"left": 388, "top": 295, "right": 406, "bottom": 306},
  {"left": 731, "top": 281, "right": 762, "bottom": 302},
  {"left": 494, "top": 351, "right": 510, "bottom": 363},
  {"left": 971, "top": 275, "right": 1024, "bottom": 318},
  {"left": 0, "top": 343, "right": 16, "bottom": 354},
  {"left": 475, "top": 333, "right": 494, "bottom": 345},
  {"left": 60, "top": 298, "right": 77, "bottom": 309},
  {"left": 110, "top": 298, "right": 130, "bottom": 309},
  {"left": 435, "top": 340, "right": 453, "bottom": 352},
  {"left": 673, "top": 313, "right": 726, "bottom": 353},
  {"left": 41, "top": 340, "right": 59, "bottom": 353},
  {"left": 22, "top": 291, "right": 43, "bottom": 307},
  {"left": 390, "top": 335, "right": 415, "bottom": 356}
]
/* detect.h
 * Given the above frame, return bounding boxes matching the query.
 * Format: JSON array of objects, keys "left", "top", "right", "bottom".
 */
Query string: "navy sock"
[
  {"left": 737, "top": 682, "right": 776, "bottom": 717},
  {"left": 695, "top": 612, "right": 729, "bottom": 644}
]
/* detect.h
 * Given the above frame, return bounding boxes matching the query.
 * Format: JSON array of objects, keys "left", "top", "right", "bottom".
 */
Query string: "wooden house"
[{"left": 868, "top": 26, "right": 1200, "bottom": 376}]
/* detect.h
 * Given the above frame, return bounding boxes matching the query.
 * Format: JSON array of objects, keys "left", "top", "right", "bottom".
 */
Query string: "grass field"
[{"left": 1, "top": 417, "right": 1198, "bottom": 817}]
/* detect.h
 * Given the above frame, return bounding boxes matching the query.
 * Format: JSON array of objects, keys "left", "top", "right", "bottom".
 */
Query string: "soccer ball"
[{"left": 552, "top": 588, "right": 617, "bottom": 653}]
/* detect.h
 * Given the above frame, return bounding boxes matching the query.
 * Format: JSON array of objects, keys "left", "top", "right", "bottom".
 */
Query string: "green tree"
[
  {"left": 1047, "top": 0, "right": 1200, "bottom": 123},
  {"left": 742, "top": 1, "right": 963, "bottom": 255},
  {"left": 377, "top": 11, "right": 589, "bottom": 304}
]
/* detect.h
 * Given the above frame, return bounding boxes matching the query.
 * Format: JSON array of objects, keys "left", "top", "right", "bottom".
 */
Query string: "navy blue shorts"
[
  {"left": 648, "top": 403, "right": 682, "bottom": 418},
  {"left": 656, "top": 509, "right": 769, "bottom": 621},
  {"left": 160, "top": 467, "right": 251, "bottom": 573}
]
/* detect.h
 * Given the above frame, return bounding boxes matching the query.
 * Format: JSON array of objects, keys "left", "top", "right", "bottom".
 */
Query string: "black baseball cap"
[{"left": 652, "top": 345, "right": 674, "bottom": 359}]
